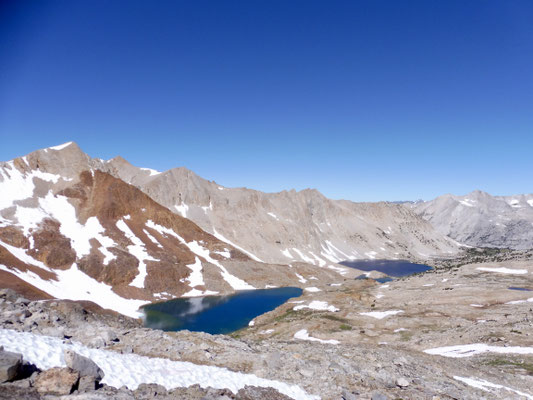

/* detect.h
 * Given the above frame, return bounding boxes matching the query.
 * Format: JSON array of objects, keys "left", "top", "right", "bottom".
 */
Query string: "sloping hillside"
[{"left": 410, "top": 190, "right": 533, "bottom": 250}]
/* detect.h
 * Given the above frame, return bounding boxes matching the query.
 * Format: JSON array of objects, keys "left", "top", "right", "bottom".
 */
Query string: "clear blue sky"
[{"left": 1, "top": 1, "right": 532, "bottom": 201}]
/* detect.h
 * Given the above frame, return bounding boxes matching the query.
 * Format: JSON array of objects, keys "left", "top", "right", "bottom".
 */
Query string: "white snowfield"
[
  {"left": 454, "top": 376, "right": 533, "bottom": 400},
  {"left": 359, "top": 310, "right": 403, "bottom": 319},
  {"left": 0, "top": 240, "right": 147, "bottom": 318},
  {"left": 424, "top": 343, "right": 533, "bottom": 358},
  {"left": 304, "top": 287, "right": 321, "bottom": 293},
  {"left": 0, "top": 329, "right": 318, "bottom": 400},
  {"left": 293, "top": 301, "right": 339, "bottom": 312},
  {"left": 476, "top": 267, "right": 528, "bottom": 275},
  {"left": 293, "top": 329, "right": 339, "bottom": 345}
]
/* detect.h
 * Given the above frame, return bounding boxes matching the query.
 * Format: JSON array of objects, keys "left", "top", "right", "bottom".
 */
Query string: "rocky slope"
[
  {"left": 2, "top": 251, "right": 533, "bottom": 400},
  {"left": 0, "top": 147, "right": 341, "bottom": 317},
  {"left": 11, "top": 142, "right": 459, "bottom": 265},
  {"left": 410, "top": 190, "right": 533, "bottom": 250}
]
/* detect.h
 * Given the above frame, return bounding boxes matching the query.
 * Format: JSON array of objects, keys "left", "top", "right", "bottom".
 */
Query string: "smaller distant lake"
[
  {"left": 508, "top": 287, "right": 532, "bottom": 292},
  {"left": 142, "top": 287, "right": 302, "bottom": 334},
  {"left": 340, "top": 259, "right": 432, "bottom": 277}
]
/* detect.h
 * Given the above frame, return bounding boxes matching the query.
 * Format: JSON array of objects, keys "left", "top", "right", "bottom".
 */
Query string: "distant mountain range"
[
  {"left": 4, "top": 142, "right": 530, "bottom": 316},
  {"left": 408, "top": 190, "right": 533, "bottom": 250}
]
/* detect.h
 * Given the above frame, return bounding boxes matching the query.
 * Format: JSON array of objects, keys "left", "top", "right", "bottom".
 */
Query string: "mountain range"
[
  {"left": 409, "top": 190, "right": 533, "bottom": 250},
  {"left": 1, "top": 142, "right": 530, "bottom": 317}
]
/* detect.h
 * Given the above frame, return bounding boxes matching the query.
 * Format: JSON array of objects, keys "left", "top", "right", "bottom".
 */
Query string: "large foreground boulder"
[
  {"left": 34, "top": 367, "right": 79, "bottom": 395},
  {"left": 64, "top": 349, "right": 105, "bottom": 381},
  {"left": 0, "top": 347, "right": 23, "bottom": 382}
]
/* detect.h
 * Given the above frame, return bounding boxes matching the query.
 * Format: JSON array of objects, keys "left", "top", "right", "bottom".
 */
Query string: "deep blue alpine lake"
[
  {"left": 340, "top": 259, "right": 432, "bottom": 277},
  {"left": 142, "top": 287, "right": 302, "bottom": 334}
]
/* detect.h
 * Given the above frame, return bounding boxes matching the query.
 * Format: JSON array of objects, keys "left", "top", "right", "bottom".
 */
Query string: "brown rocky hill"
[{"left": 0, "top": 154, "right": 339, "bottom": 317}]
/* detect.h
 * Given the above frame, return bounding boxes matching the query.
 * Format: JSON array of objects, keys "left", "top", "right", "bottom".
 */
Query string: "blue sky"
[{"left": 1, "top": 1, "right": 532, "bottom": 201}]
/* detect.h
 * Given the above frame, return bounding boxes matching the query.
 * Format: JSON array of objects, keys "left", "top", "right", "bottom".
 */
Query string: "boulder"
[
  {"left": 34, "top": 367, "right": 79, "bottom": 395},
  {"left": 396, "top": 377, "right": 409, "bottom": 388},
  {"left": 0, "top": 385, "right": 41, "bottom": 400},
  {"left": 0, "top": 348, "right": 23, "bottom": 382},
  {"left": 64, "top": 349, "right": 104, "bottom": 381},
  {"left": 78, "top": 374, "right": 98, "bottom": 392},
  {"left": 134, "top": 383, "right": 168, "bottom": 398},
  {"left": 236, "top": 386, "right": 293, "bottom": 400}
]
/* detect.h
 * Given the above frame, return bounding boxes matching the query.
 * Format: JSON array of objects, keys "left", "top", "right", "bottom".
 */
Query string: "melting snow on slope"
[
  {"left": 184, "top": 256, "right": 205, "bottom": 287},
  {"left": 201, "top": 201, "right": 213, "bottom": 213},
  {"left": 48, "top": 142, "right": 73, "bottom": 151},
  {"left": 0, "top": 240, "right": 147, "bottom": 318},
  {"left": 293, "top": 329, "right": 339, "bottom": 345},
  {"left": 281, "top": 248, "right": 293, "bottom": 259},
  {"left": 304, "top": 287, "right": 321, "bottom": 293},
  {"left": 174, "top": 203, "right": 189, "bottom": 218},
  {"left": 116, "top": 219, "right": 157, "bottom": 288},
  {"left": 459, "top": 199, "right": 476, "bottom": 207},
  {"left": 293, "top": 301, "right": 339, "bottom": 312},
  {"left": 13, "top": 191, "right": 116, "bottom": 264},
  {"left": 0, "top": 162, "right": 62, "bottom": 210},
  {"left": 0, "top": 329, "right": 317, "bottom": 400},
  {"left": 359, "top": 310, "right": 403, "bottom": 319},
  {"left": 454, "top": 376, "right": 532, "bottom": 399},
  {"left": 476, "top": 267, "right": 528, "bottom": 274},
  {"left": 291, "top": 248, "right": 315, "bottom": 264},
  {"left": 295, "top": 273, "right": 307, "bottom": 284},
  {"left": 506, "top": 297, "right": 533, "bottom": 305},
  {"left": 147, "top": 221, "right": 254, "bottom": 290},
  {"left": 143, "top": 229, "right": 163, "bottom": 248},
  {"left": 213, "top": 249, "right": 231, "bottom": 258},
  {"left": 140, "top": 168, "right": 161, "bottom": 176},
  {"left": 327, "top": 264, "right": 348, "bottom": 276},
  {"left": 267, "top": 212, "right": 279, "bottom": 220},
  {"left": 424, "top": 343, "right": 533, "bottom": 358},
  {"left": 212, "top": 228, "right": 263, "bottom": 262}
]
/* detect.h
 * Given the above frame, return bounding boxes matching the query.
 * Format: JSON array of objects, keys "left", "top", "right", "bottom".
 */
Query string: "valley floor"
[{"left": 1, "top": 258, "right": 533, "bottom": 399}]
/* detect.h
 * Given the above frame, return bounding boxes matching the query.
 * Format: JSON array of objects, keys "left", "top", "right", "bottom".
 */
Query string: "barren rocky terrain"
[
  {"left": 1, "top": 142, "right": 532, "bottom": 399},
  {"left": 1, "top": 254, "right": 532, "bottom": 399}
]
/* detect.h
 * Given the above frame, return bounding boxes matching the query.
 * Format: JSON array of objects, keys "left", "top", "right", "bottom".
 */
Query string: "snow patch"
[
  {"left": 0, "top": 329, "right": 317, "bottom": 400},
  {"left": 454, "top": 376, "right": 533, "bottom": 399},
  {"left": 212, "top": 228, "right": 263, "bottom": 262},
  {"left": 293, "top": 329, "right": 339, "bottom": 345},
  {"left": 267, "top": 212, "right": 279, "bottom": 220},
  {"left": 147, "top": 222, "right": 254, "bottom": 290},
  {"left": 0, "top": 240, "right": 147, "bottom": 318},
  {"left": 48, "top": 142, "right": 73, "bottom": 151},
  {"left": 185, "top": 256, "right": 205, "bottom": 288},
  {"left": 476, "top": 267, "right": 528, "bottom": 274},
  {"left": 116, "top": 219, "right": 157, "bottom": 288},
  {"left": 304, "top": 287, "right": 321, "bottom": 293},
  {"left": 281, "top": 248, "right": 293, "bottom": 259},
  {"left": 424, "top": 343, "right": 533, "bottom": 358},
  {"left": 359, "top": 310, "right": 403, "bottom": 319},
  {"left": 174, "top": 203, "right": 189, "bottom": 218},
  {"left": 140, "top": 168, "right": 161, "bottom": 176},
  {"left": 293, "top": 300, "right": 338, "bottom": 312}
]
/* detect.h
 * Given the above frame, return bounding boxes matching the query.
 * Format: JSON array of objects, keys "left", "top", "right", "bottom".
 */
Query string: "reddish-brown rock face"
[
  {"left": 0, "top": 143, "right": 352, "bottom": 317},
  {"left": 1, "top": 163, "right": 331, "bottom": 317}
]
